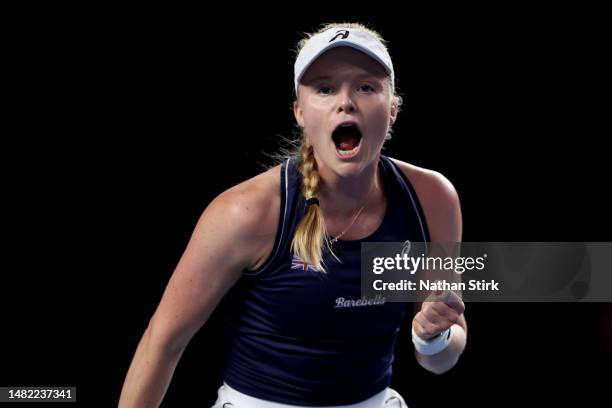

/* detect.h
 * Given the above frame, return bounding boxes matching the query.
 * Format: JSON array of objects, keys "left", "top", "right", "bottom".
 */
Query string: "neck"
[{"left": 316, "top": 157, "right": 383, "bottom": 218}]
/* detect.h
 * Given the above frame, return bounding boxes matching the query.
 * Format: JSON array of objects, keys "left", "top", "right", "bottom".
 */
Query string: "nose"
[{"left": 337, "top": 88, "right": 357, "bottom": 114}]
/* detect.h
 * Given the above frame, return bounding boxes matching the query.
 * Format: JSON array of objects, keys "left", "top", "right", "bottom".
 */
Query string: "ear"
[
  {"left": 293, "top": 100, "right": 305, "bottom": 128},
  {"left": 389, "top": 100, "right": 398, "bottom": 126}
]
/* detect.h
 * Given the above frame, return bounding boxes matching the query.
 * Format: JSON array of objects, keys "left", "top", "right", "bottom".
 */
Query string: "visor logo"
[{"left": 329, "top": 30, "right": 350, "bottom": 42}]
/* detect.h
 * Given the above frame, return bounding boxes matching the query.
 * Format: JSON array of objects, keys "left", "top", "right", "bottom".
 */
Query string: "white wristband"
[{"left": 412, "top": 325, "right": 454, "bottom": 355}]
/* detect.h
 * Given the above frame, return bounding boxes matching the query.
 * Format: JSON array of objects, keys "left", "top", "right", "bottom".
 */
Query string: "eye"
[
  {"left": 317, "top": 86, "right": 333, "bottom": 95},
  {"left": 358, "top": 84, "right": 375, "bottom": 93}
]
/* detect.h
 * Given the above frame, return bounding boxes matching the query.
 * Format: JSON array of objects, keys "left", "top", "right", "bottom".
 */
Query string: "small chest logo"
[
  {"left": 329, "top": 30, "right": 350, "bottom": 42},
  {"left": 401, "top": 240, "right": 412, "bottom": 257},
  {"left": 290, "top": 254, "right": 319, "bottom": 272}
]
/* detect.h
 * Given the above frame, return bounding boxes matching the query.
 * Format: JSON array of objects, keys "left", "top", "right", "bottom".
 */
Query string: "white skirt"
[{"left": 211, "top": 382, "right": 408, "bottom": 408}]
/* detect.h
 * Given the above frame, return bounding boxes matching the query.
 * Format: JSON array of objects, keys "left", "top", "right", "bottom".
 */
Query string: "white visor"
[{"left": 294, "top": 27, "right": 394, "bottom": 92}]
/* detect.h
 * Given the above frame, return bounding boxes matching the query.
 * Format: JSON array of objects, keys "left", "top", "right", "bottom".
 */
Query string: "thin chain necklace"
[{"left": 328, "top": 184, "right": 377, "bottom": 244}]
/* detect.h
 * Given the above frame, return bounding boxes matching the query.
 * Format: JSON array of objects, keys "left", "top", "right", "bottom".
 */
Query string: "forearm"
[
  {"left": 415, "top": 323, "right": 466, "bottom": 375},
  {"left": 118, "top": 327, "right": 185, "bottom": 408}
]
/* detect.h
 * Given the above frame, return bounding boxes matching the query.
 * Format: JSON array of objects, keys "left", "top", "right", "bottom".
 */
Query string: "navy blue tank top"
[{"left": 221, "top": 155, "right": 430, "bottom": 406}]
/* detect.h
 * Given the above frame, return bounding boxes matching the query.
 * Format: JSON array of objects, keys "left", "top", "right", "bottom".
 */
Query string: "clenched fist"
[{"left": 413, "top": 289, "right": 465, "bottom": 341}]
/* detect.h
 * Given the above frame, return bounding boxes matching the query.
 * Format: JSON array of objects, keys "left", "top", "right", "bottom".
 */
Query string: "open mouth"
[{"left": 332, "top": 122, "right": 362, "bottom": 158}]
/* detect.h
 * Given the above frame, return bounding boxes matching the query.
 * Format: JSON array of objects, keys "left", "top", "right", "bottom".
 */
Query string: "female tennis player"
[{"left": 119, "top": 22, "right": 467, "bottom": 408}]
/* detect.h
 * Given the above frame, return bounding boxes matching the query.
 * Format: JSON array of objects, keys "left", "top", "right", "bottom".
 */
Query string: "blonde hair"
[{"left": 286, "top": 22, "right": 402, "bottom": 273}]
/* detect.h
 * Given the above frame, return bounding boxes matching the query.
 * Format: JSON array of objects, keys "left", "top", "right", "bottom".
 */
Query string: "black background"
[{"left": 2, "top": 5, "right": 611, "bottom": 407}]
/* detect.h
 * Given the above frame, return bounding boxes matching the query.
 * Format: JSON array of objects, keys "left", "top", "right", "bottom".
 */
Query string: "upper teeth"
[{"left": 340, "top": 124, "right": 353, "bottom": 128}]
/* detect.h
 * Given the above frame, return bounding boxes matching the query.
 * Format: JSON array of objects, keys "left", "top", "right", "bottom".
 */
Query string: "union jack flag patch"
[{"left": 290, "top": 254, "right": 319, "bottom": 272}]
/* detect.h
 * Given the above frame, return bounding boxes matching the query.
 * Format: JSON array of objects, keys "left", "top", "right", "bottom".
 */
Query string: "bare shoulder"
[
  {"left": 387, "top": 158, "right": 459, "bottom": 205},
  {"left": 202, "top": 164, "right": 281, "bottom": 270},
  {"left": 214, "top": 164, "right": 281, "bottom": 221},
  {"left": 388, "top": 157, "right": 462, "bottom": 242}
]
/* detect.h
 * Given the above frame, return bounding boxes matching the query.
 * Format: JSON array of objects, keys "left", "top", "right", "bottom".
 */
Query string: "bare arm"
[
  {"left": 414, "top": 170, "right": 467, "bottom": 374},
  {"left": 118, "top": 187, "right": 274, "bottom": 407},
  {"left": 394, "top": 160, "right": 468, "bottom": 374}
]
